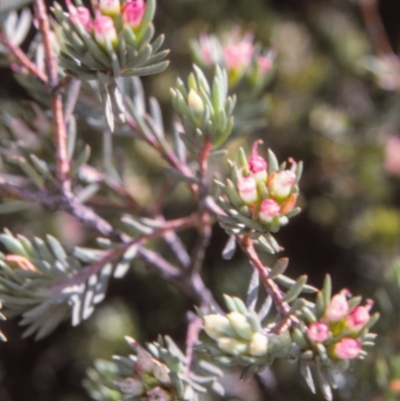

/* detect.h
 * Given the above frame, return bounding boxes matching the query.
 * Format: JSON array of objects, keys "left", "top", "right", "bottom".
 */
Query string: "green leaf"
[
  {"left": 282, "top": 275, "right": 308, "bottom": 302},
  {"left": 0, "top": 201, "right": 31, "bottom": 215},
  {"left": 268, "top": 258, "right": 289, "bottom": 279}
]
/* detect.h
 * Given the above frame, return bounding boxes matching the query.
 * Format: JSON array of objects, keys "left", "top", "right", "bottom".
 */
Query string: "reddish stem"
[{"left": 33, "top": 0, "right": 70, "bottom": 186}]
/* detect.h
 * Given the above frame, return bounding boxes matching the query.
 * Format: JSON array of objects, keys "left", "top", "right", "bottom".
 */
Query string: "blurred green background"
[{"left": 2, "top": 0, "right": 400, "bottom": 400}]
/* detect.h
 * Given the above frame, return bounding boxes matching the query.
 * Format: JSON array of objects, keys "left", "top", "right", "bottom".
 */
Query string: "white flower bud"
[
  {"left": 136, "top": 348, "right": 155, "bottom": 372},
  {"left": 119, "top": 378, "right": 143, "bottom": 395},
  {"left": 203, "top": 314, "right": 236, "bottom": 340},
  {"left": 227, "top": 312, "right": 253, "bottom": 341},
  {"left": 188, "top": 89, "right": 205, "bottom": 113},
  {"left": 153, "top": 362, "right": 171, "bottom": 384},
  {"left": 249, "top": 332, "right": 269, "bottom": 356},
  {"left": 217, "top": 336, "right": 248, "bottom": 356}
]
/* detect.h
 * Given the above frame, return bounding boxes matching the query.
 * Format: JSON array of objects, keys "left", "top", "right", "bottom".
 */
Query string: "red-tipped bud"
[
  {"left": 268, "top": 170, "right": 296, "bottom": 199},
  {"left": 325, "top": 289, "right": 350, "bottom": 322},
  {"left": 307, "top": 322, "right": 329, "bottom": 343},
  {"left": 122, "top": 0, "right": 146, "bottom": 30},
  {"left": 259, "top": 199, "right": 280, "bottom": 223},
  {"left": 70, "top": 6, "right": 93, "bottom": 31},
  {"left": 332, "top": 338, "right": 361, "bottom": 360},
  {"left": 237, "top": 176, "right": 258, "bottom": 204},
  {"left": 248, "top": 140, "right": 267, "bottom": 181},
  {"left": 93, "top": 15, "right": 117, "bottom": 47},
  {"left": 345, "top": 300, "right": 373, "bottom": 333},
  {"left": 99, "top": 0, "right": 120, "bottom": 16}
]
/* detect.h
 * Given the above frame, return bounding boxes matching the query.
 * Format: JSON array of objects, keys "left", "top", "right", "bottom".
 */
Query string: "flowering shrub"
[{"left": 2, "top": 0, "right": 399, "bottom": 400}]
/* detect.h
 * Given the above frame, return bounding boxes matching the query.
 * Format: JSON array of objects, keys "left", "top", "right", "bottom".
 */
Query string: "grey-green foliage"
[
  {"left": 0, "top": 7, "right": 32, "bottom": 51},
  {"left": 84, "top": 335, "right": 224, "bottom": 401},
  {"left": 0, "top": 230, "right": 135, "bottom": 339},
  {"left": 171, "top": 65, "right": 236, "bottom": 150},
  {"left": 52, "top": 0, "right": 169, "bottom": 131}
]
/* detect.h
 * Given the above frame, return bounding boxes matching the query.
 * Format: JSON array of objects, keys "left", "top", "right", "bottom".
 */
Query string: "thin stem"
[
  {"left": 358, "top": 0, "right": 394, "bottom": 58},
  {"left": 0, "top": 33, "right": 48, "bottom": 83},
  {"left": 126, "top": 115, "right": 198, "bottom": 195},
  {"left": 190, "top": 138, "right": 213, "bottom": 273},
  {"left": 239, "top": 235, "right": 297, "bottom": 333},
  {"left": 33, "top": 0, "right": 70, "bottom": 186},
  {"left": 184, "top": 313, "right": 203, "bottom": 374}
]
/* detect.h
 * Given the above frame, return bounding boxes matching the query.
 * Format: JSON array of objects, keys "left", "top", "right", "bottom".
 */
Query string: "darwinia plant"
[{"left": 0, "top": 0, "right": 379, "bottom": 400}]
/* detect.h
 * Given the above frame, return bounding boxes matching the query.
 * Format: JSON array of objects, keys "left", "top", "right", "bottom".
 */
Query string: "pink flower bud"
[
  {"left": 223, "top": 40, "right": 254, "bottom": 70},
  {"left": 197, "top": 33, "right": 220, "bottom": 66},
  {"left": 307, "top": 322, "right": 329, "bottom": 343},
  {"left": 119, "top": 378, "right": 143, "bottom": 395},
  {"left": 147, "top": 387, "right": 171, "bottom": 401},
  {"left": 259, "top": 199, "right": 281, "bottom": 224},
  {"left": 268, "top": 170, "right": 296, "bottom": 199},
  {"left": 332, "top": 338, "right": 361, "bottom": 360},
  {"left": 99, "top": 0, "right": 120, "bottom": 16},
  {"left": 136, "top": 348, "right": 154, "bottom": 372},
  {"left": 325, "top": 290, "right": 350, "bottom": 322},
  {"left": 237, "top": 176, "right": 258, "bottom": 204},
  {"left": 345, "top": 300, "right": 373, "bottom": 333},
  {"left": 122, "top": 0, "right": 146, "bottom": 30},
  {"left": 69, "top": 6, "right": 93, "bottom": 31},
  {"left": 258, "top": 55, "right": 273, "bottom": 74},
  {"left": 93, "top": 15, "right": 117, "bottom": 47},
  {"left": 248, "top": 140, "right": 267, "bottom": 182}
]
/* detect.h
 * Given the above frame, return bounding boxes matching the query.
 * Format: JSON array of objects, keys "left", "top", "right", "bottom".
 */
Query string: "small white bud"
[
  {"left": 227, "top": 312, "right": 254, "bottom": 341},
  {"left": 203, "top": 314, "right": 236, "bottom": 340},
  {"left": 153, "top": 362, "right": 171, "bottom": 384},
  {"left": 188, "top": 89, "right": 205, "bottom": 113},
  {"left": 217, "top": 336, "right": 249, "bottom": 356},
  {"left": 249, "top": 332, "right": 269, "bottom": 356}
]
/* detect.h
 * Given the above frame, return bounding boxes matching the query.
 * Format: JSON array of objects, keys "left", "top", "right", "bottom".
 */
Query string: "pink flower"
[
  {"left": 99, "top": 0, "right": 120, "bottom": 16},
  {"left": 222, "top": 30, "right": 254, "bottom": 71},
  {"left": 259, "top": 199, "right": 281, "bottom": 223},
  {"left": 325, "top": 290, "right": 350, "bottom": 322},
  {"left": 122, "top": 0, "right": 146, "bottom": 30},
  {"left": 69, "top": 6, "right": 93, "bottom": 31},
  {"left": 384, "top": 135, "right": 400, "bottom": 176},
  {"left": 307, "top": 322, "right": 329, "bottom": 343},
  {"left": 93, "top": 15, "right": 117, "bottom": 46},
  {"left": 197, "top": 33, "right": 220, "bottom": 66},
  {"left": 248, "top": 140, "right": 267, "bottom": 181},
  {"left": 345, "top": 300, "right": 373, "bottom": 333},
  {"left": 258, "top": 55, "right": 273, "bottom": 74},
  {"left": 332, "top": 338, "right": 361, "bottom": 360},
  {"left": 136, "top": 348, "right": 154, "bottom": 372},
  {"left": 223, "top": 41, "right": 254, "bottom": 70},
  {"left": 237, "top": 176, "right": 258, "bottom": 204},
  {"left": 268, "top": 170, "right": 296, "bottom": 199}
]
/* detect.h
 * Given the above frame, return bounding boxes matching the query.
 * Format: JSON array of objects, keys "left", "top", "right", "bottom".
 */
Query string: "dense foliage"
[{"left": 1, "top": 0, "right": 400, "bottom": 400}]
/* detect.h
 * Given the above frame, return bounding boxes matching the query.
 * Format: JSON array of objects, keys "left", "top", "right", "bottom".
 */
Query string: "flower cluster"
[
  {"left": 217, "top": 141, "right": 302, "bottom": 239},
  {"left": 200, "top": 296, "right": 291, "bottom": 369},
  {"left": 67, "top": 0, "right": 145, "bottom": 50},
  {"left": 116, "top": 339, "right": 174, "bottom": 400},
  {"left": 305, "top": 290, "right": 375, "bottom": 361},
  {"left": 191, "top": 27, "right": 275, "bottom": 89},
  {"left": 53, "top": 0, "right": 168, "bottom": 81},
  {"left": 84, "top": 336, "right": 224, "bottom": 401}
]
